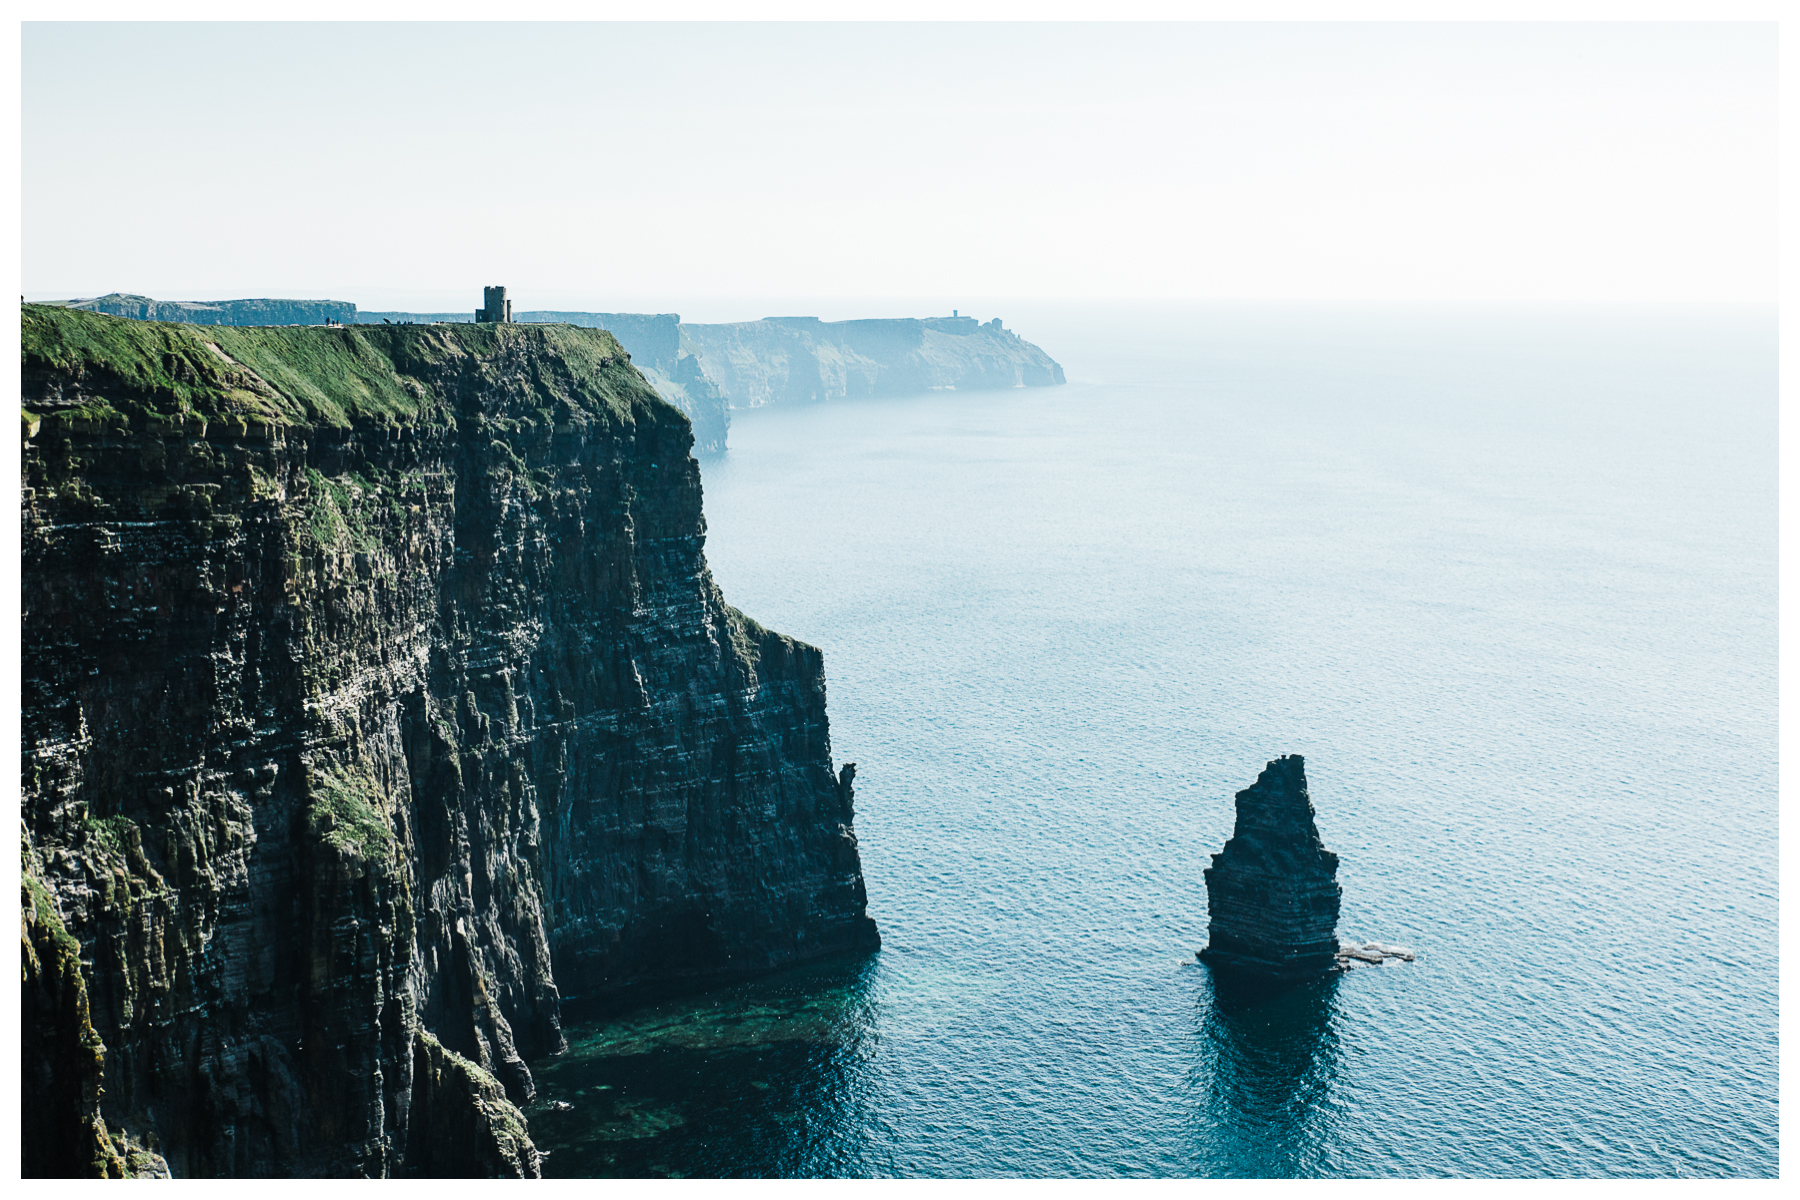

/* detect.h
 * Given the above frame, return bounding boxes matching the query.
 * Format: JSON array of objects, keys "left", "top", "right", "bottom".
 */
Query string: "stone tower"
[
  {"left": 477, "top": 286, "right": 512, "bottom": 323},
  {"left": 1200, "top": 755, "right": 1342, "bottom": 975}
]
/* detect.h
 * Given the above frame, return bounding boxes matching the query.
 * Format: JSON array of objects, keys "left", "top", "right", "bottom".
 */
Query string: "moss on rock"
[{"left": 304, "top": 764, "right": 395, "bottom": 860}]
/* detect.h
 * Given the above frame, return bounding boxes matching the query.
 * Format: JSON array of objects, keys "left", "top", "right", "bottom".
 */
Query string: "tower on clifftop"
[{"left": 477, "top": 286, "right": 512, "bottom": 323}]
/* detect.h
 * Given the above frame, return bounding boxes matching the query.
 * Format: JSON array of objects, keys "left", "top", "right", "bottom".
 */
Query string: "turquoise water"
[{"left": 529, "top": 304, "right": 1777, "bottom": 1177}]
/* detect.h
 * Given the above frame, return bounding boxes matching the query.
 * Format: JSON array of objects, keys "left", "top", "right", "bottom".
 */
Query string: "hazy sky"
[{"left": 21, "top": 22, "right": 1776, "bottom": 311}]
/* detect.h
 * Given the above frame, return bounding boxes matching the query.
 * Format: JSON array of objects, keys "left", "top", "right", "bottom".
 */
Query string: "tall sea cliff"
[{"left": 19, "top": 307, "right": 878, "bottom": 1177}]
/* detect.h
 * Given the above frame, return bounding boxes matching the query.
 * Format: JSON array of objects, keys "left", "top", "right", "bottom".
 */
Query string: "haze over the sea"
[{"left": 23, "top": 20, "right": 1774, "bottom": 308}]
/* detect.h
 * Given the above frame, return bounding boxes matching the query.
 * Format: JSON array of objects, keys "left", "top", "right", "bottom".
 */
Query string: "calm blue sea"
[{"left": 529, "top": 304, "right": 1777, "bottom": 1178}]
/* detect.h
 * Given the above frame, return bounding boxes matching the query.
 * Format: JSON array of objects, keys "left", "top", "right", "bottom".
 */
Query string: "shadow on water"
[
  {"left": 1187, "top": 965, "right": 1343, "bottom": 1177},
  {"left": 528, "top": 953, "right": 880, "bottom": 1178}
]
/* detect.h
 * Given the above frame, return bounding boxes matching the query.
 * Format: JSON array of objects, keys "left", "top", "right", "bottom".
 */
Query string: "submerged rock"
[{"left": 1199, "top": 755, "right": 1342, "bottom": 976}]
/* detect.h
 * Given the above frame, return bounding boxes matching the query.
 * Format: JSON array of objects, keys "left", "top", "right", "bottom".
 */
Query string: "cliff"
[
  {"left": 45, "top": 298, "right": 1066, "bottom": 453},
  {"left": 19, "top": 306, "right": 878, "bottom": 1177},
  {"left": 510, "top": 313, "right": 728, "bottom": 456},
  {"left": 49, "top": 294, "right": 357, "bottom": 327},
  {"left": 1199, "top": 756, "right": 1341, "bottom": 975},
  {"left": 38, "top": 300, "right": 730, "bottom": 456},
  {"left": 362, "top": 312, "right": 732, "bottom": 457},
  {"left": 678, "top": 314, "right": 1066, "bottom": 409},
  {"left": 362, "top": 309, "right": 1067, "bottom": 429}
]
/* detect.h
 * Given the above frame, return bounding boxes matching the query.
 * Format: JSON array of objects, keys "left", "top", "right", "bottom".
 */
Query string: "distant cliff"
[
  {"left": 50, "top": 293, "right": 356, "bottom": 327},
  {"left": 21, "top": 306, "right": 877, "bottom": 1176},
  {"left": 679, "top": 314, "right": 1065, "bottom": 409}
]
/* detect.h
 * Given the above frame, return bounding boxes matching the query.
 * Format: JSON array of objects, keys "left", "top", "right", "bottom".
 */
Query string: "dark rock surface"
[
  {"left": 1199, "top": 755, "right": 1342, "bottom": 976},
  {"left": 406, "top": 1032, "right": 539, "bottom": 1177},
  {"left": 21, "top": 872, "right": 170, "bottom": 1177},
  {"left": 20, "top": 306, "right": 878, "bottom": 1176}
]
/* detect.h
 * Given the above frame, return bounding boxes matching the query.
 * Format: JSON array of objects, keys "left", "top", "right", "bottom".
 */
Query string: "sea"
[{"left": 527, "top": 303, "right": 1778, "bottom": 1178}]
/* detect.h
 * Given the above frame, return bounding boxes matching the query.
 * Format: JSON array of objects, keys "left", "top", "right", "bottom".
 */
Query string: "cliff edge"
[
  {"left": 508, "top": 312, "right": 729, "bottom": 456},
  {"left": 50, "top": 293, "right": 356, "bottom": 327},
  {"left": 20, "top": 306, "right": 878, "bottom": 1176}
]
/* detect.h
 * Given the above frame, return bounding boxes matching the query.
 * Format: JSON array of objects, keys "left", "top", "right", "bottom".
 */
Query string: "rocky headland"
[
  {"left": 364, "top": 309, "right": 1067, "bottom": 423},
  {"left": 1199, "top": 755, "right": 1343, "bottom": 976},
  {"left": 20, "top": 305, "right": 878, "bottom": 1177},
  {"left": 677, "top": 313, "right": 1065, "bottom": 409},
  {"left": 50, "top": 293, "right": 357, "bottom": 328},
  {"left": 358, "top": 311, "right": 732, "bottom": 458},
  {"left": 42, "top": 296, "right": 1066, "bottom": 455}
]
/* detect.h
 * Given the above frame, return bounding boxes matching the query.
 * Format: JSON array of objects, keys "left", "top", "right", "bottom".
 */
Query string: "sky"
[{"left": 20, "top": 21, "right": 1777, "bottom": 313}]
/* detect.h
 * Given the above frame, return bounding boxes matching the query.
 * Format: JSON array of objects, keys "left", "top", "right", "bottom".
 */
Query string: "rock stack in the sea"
[{"left": 1199, "top": 755, "right": 1343, "bottom": 975}]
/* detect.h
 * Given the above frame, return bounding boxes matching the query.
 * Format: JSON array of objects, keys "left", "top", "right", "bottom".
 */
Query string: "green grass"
[
  {"left": 305, "top": 764, "right": 395, "bottom": 858},
  {"left": 81, "top": 814, "right": 138, "bottom": 862},
  {"left": 22, "top": 868, "right": 84, "bottom": 968},
  {"left": 303, "top": 468, "right": 387, "bottom": 552},
  {"left": 723, "top": 605, "right": 771, "bottom": 668},
  {"left": 22, "top": 305, "right": 677, "bottom": 433}
]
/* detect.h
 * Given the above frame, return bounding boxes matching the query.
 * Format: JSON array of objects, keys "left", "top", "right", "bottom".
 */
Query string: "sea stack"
[{"left": 1200, "top": 755, "right": 1342, "bottom": 975}]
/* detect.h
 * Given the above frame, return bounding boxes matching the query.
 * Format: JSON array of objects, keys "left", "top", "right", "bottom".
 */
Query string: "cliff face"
[
  {"left": 510, "top": 313, "right": 728, "bottom": 456},
  {"left": 20, "top": 307, "right": 878, "bottom": 1177},
  {"left": 1200, "top": 756, "right": 1341, "bottom": 975},
  {"left": 357, "top": 311, "right": 732, "bottom": 457},
  {"left": 633, "top": 351, "right": 730, "bottom": 456},
  {"left": 51, "top": 294, "right": 357, "bottom": 327},
  {"left": 679, "top": 314, "right": 1066, "bottom": 409}
]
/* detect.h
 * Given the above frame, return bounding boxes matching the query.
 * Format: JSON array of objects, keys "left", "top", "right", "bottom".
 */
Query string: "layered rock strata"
[
  {"left": 20, "top": 306, "right": 878, "bottom": 1176},
  {"left": 1199, "top": 755, "right": 1342, "bottom": 975}
]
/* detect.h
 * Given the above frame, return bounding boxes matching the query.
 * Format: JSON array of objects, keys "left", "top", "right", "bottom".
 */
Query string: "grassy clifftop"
[{"left": 21, "top": 304, "right": 679, "bottom": 435}]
